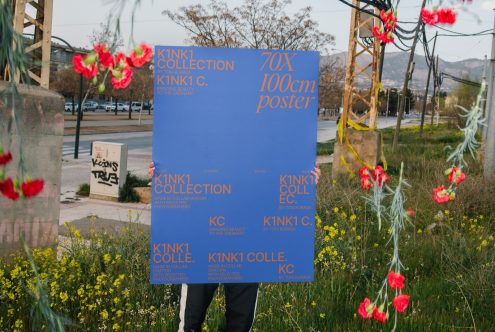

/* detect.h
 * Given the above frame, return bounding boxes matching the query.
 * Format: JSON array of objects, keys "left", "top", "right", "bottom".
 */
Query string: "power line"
[
  {"left": 441, "top": 72, "right": 482, "bottom": 87},
  {"left": 432, "top": 25, "right": 492, "bottom": 36}
]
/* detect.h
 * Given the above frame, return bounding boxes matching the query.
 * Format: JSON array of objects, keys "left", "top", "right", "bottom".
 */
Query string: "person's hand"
[
  {"left": 148, "top": 161, "right": 155, "bottom": 179},
  {"left": 311, "top": 162, "right": 321, "bottom": 184}
]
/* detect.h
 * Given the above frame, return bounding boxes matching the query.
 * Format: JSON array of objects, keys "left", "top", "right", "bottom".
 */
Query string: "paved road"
[
  {"left": 62, "top": 117, "right": 414, "bottom": 157},
  {"left": 64, "top": 119, "right": 153, "bottom": 128},
  {"left": 63, "top": 132, "right": 152, "bottom": 157},
  {"left": 317, "top": 116, "right": 413, "bottom": 142}
]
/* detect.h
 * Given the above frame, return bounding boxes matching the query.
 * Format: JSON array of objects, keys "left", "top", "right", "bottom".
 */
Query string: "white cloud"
[{"left": 482, "top": 0, "right": 495, "bottom": 10}]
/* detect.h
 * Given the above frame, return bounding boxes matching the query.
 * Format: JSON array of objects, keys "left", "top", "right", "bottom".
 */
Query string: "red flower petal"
[
  {"left": 388, "top": 271, "right": 405, "bottom": 289},
  {"left": 393, "top": 294, "right": 410, "bottom": 313},
  {"left": 421, "top": 8, "right": 438, "bottom": 26},
  {"left": 0, "top": 178, "right": 19, "bottom": 201},
  {"left": 111, "top": 67, "right": 133, "bottom": 90},
  {"left": 437, "top": 8, "right": 456, "bottom": 25},
  {"left": 433, "top": 185, "right": 450, "bottom": 204},
  {"left": 372, "top": 307, "right": 387, "bottom": 323},
  {"left": 0, "top": 151, "right": 12, "bottom": 165},
  {"left": 72, "top": 54, "right": 98, "bottom": 79},
  {"left": 129, "top": 42, "right": 153, "bottom": 68},
  {"left": 358, "top": 298, "right": 374, "bottom": 319},
  {"left": 21, "top": 179, "right": 44, "bottom": 198}
]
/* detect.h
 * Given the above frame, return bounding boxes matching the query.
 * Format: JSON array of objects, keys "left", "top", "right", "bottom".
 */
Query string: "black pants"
[{"left": 178, "top": 283, "right": 259, "bottom": 332}]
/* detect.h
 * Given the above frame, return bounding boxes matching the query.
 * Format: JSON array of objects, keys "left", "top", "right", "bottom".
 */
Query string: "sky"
[{"left": 50, "top": 0, "right": 495, "bottom": 62}]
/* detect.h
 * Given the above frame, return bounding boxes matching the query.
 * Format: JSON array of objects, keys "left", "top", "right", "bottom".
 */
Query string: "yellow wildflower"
[
  {"left": 59, "top": 291, "right": 69, "bottom": 303},
  {"left": 100, "top": 309, "right": 109, "bottom": 320},
  {"left": 103, "top": 254, "right": 111, "bottom": 264},
  {"left": 14, "top": 319, "right": 23, "bottom": 329}
]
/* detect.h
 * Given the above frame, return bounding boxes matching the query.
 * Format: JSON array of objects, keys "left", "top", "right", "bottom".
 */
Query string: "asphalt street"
[{"left": 61, "top": 116, "right": 413, "bottom": 198}]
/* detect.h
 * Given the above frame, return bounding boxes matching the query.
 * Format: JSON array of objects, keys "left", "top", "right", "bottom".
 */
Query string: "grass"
[
  {"left": 317, "top": 140, "right": 334, "bottom": 156},
  {"left": 1, "top": 124, "right": 495, "bottom": 331}
]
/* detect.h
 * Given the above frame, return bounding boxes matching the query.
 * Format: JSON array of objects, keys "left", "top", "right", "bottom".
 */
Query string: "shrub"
[
  {"left": 118, "top": 172, "right": 149, "bottom": 202},
  {"left": 76, "top": 183, "right": 90, "bottom": 196}
]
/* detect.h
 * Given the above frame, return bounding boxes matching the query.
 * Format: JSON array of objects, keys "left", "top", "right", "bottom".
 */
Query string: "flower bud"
[
  {"left": 444, "top": 167, "right": 453, "bottom": 176},
  {"left": 91, "top": 76, "right": 98, "bottom": 85},
  {"left": 98, "top": 83, "right": 106, "bottom": 93},
  {"left": 83, "top": 52, "right": 97, "bottom": 65}
]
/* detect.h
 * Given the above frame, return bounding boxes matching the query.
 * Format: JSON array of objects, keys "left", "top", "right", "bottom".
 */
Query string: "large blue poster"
[{"left": 151, "top": 46, "right": 319, "bottom": 284}]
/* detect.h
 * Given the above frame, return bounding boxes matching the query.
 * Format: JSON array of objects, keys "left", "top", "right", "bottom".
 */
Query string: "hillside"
[{"left": 323, "top": 52, "right": 485, "bottom": 92}]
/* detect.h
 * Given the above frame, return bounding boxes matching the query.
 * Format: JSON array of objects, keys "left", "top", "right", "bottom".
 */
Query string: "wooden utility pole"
[
  {"left": 420, "top": 32, "right": 438, "bottom": 135},
  {"left": 9, "top": 0, "right": 53, "bottom": 88},
  {"left": 483, "top": 12, "right": 495, "bottom": 179},
  {"left": 430, "top": 55, "right": 439, "bottom": 126},
  {"left": 341, "top": 0, "right": 381, "bottom": 130},
  {"left": 392, "top": 0, "right": 427, "bottom": 151},
  {"left": 332, "top": 0, "right": 382, "bottom": 178}
]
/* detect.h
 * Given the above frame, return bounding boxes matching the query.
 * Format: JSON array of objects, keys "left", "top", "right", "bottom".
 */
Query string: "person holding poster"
[{"left": 148, "top": 162, "right": 320, "bottom": 332}]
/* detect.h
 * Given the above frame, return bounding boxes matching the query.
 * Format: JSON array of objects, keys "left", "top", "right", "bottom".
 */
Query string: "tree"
[
  {"left": 88, "top": 22, "right": 123, "bottom": 51},
  {"left": 449, "top": 75, "right": 480, "bottom": 110},
  {"left": 446, "top": 77, "right": 479, "bottom": 127},
  {"left": 163, "top": 0, "right": 334, "bottom": 51},
  {"left": 50, "top": 68, "right": 91, "bottom": 115},
  {"left": 318, "top": 57, "right": 345, "bottom": 114}
]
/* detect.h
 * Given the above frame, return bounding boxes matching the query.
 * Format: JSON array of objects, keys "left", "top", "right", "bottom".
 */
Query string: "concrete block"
[
  {"left": 0, "top": 82, "right": 64, "bottom": 255},
  {"left": 332, "top": 128, "right": 381, "bottom": 178}
]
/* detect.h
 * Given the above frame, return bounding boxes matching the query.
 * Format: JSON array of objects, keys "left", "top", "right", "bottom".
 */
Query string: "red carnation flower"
[
  {"left": 393, "top": 294, "right": 410, "bottom": 313},
  {"left": 0, "top": 151, "right": 12, "bottom": 165},
  {"left": 373, "top": 166, "right": 390, "bottom": 186},
  {"left": 447, "top": 167, "right": 465, "bottom": 185},
  {"left": 358, "top": 298, "right": 374, "bottom": 319},
  {"left": 379, "top": 172, "right": 390, "bottom": 186},
  {"left": 373, "top": 307, "right": 387, "bottom": 323},
  {"left": 361, "top": 176, "right": 374, "bottom": 190},
  {"left": 129, "top": 42, "right": 153, "bottom": 68},
  {"left": 112, "top": 52, "right": 129, "bottom": 70},
  {"left": 0, "top": 178, "right": 19, "bottom": 201},
  {"left": 437, "top": 7, "right": 456, "bottom": 25},
  {"left": 433, "top": 185, "right": 451, "bottom": 204},
  {"left": 359, "top": 165, "right": 372, "bottom": 178},
  {"left": 421, "top": 8, "right": 438, "bottom": 26},
  {"left": 72, "top": 53, "right": 98, "bottom": 78},
  {"left": 21, "top": 179, "right": 44, "bottom": 198},
  {"left": 388, "top": 271, "right": 405, "bottom": 289},
  {"left": 111, "top": 66, "right": 133, "bottom": 90},
  {"left": 94, "top": 43, "right": 114, "bottom": 68}
]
